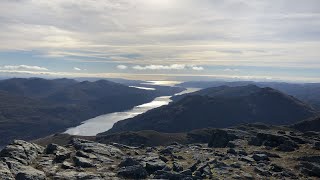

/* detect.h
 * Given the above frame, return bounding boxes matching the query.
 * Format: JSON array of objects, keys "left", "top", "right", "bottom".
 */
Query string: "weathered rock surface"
[
  {"left": 117, "top": 165, "right": 148, "bottom": 179},
  {"left": 0, "top": 125, "right": 319, "bottom": 179},
  {"left": 208, "top": 129, "right": 238, "bottom": 148}
]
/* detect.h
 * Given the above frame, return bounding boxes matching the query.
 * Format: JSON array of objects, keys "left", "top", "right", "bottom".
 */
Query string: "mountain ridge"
[
  {"left": 106, "top": 85, "right": 317, "bottom": 134},
  {"left": 0, "top": 78, "right": 184, "bottom": 146}
]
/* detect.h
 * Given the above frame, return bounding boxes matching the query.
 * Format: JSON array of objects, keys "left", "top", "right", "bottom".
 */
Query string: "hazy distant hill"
[
  {"left": 107, "top": 85, "right": 317, "bottom": 134},
  {"left": 0, "top": 78, "right": 78, "bottom": 98},
  {"left": 178, "top": 81, "right": 320, "bottom": 110},
  {"left": 0, "top": 78, "right": 183, "bottom": 146}
]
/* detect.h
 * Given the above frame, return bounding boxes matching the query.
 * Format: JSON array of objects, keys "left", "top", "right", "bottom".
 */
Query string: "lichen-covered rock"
[
  {"left": 71, "top": 138, "right": 123, "bottom": 157},
  {"left": 117, "top": 165, "right": 148, "bottom": 179},
  {"left": 249, "top": 132, "right": 299, "bottom": 152},
  {"left": 145, "top": 160, "right": 167, "bottom": 173},
  {"left": 153, "top": 170, "right": 191, "bottom": 180},
  {"left": 15, "top": 166, "right": 46, "bottom": 180},
  {"left": 298, "top": 156, "right": 320, "bottom": 177},
  {"left": 53, "top": 171, "right": 102, "bottom": 180},
  {"left": 0, "top": 140, "right": 44, "bottom": 166},
  {"left": 0, "top": 126, "right": 318, "bottom": 180},
  {"left": 118, "top": 157, "right": 140, "bottom": 167},
  {"left": 208, "top": 129, "right": 238, "bottom": 148},
  {"left": 0, "top": 161, "right": 14, "bottom": 180},
  {"left": 252, "top": 154, "right": 269, "bottom": 161},
  {"left": 172, "top": 162, "right": 183, "bottom": 172},
  {"left": 73, "top": 156, "right": 95, "bottom": 168}
]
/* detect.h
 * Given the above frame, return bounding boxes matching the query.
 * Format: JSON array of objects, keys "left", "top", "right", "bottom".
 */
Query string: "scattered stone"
[
  {"left": 230, "top": 162, "right": 241, "bottom": 168},
  {"left": 242, "top": 172, "right": 254, "bottom": 179},
  {"left": 61, "top": 161, "right": 74, "bottom": 169},
  {"left": 254, "top": 167, "right": 272, "bottom": 177},
  {"left": 159, "top": 155, "right": 168, "bottom": 162},
  {"left": 145, "top": 147, "right": 153, "bottom": 153},
  {"left": 159, "top": 147, "right": 173, "bottom": 155},
  {"left": 0, "top": 161, "right": 14, "bottom": 179},
  {"left": 172, "top": 162, "right": 183, "bottom": 172},
  {"left": 15, "top": 166, "right": 46, "bottom": 180},
  {"left": 54, "top": 150, "right": 71, "bottom": 163},
  {"left": 237, "top": 149, "right": 248, "bottom": 156},
  {"left": 302, "top": 131, "right": 319, "bottom": 137},
  {"left": 117, "top": 165, "right": 148, "bottom": 179},
  {"left": 118, "top": 157, "right": 140, "bottom": 167},
  {"left": 227, "top": 148, "right": 237, "bottom": 155},
  {"left": 0, "top": 126, "right": 318, "bottom": 180},
  {"left": 298, "top": 162, "right": 320, "bottom": 177},
  {"left": 270, "top": 163, "right": 283, "bottom": 172},
  {"left": 297, "top": 155, "right": 320, "bottom": 177},
  {"left": 73, "top": 156, "right": 95, "bottom": 168},
  {"left": 239, "top": 156, "right": 255, "bottom": 163},
  {"left": 45, "top": 143, "right": 60, "bottom": 154},
  {"left": 45, "top": 143, "right": 71, "bottom": 163},
  {"left": 76, "top": 150, "right": 96, "bottom": 159},
  {"left": 276, "top": 140, "right": 299, "bottom": 152},
  {"left": 226, "top": 141, "right": 236, "bottom": 148},
  {"left": 54, "top": 171, "right": 102, "bottom": 180},
  {"left": 253, "top": 151, "right": 281, "bottom": 158},
  {"left": 71, "top": 138, "right": 123, "bottom": 157},
  {"left": 180, "top": 169, "right": 192, "bottom": 176},
  {"left": 189, "top": 160, "right": 201, "bottom": 172},
  {"left": 252, "top": 154, "right": 269, "bottom": 161},
  {"left": 0, "top": 140, "right": 43, "bottom": 166},
  {"left": 153, "top": 170, "right": 190, "bottom": 179},
  {"left": 145, "top": 160, "right": 167, "bottom": 173},
  {"left": 249, "top": 132, "right": 299, "bottom": 152},
  {"left": 208, "top": 129, "right": 238, "bottom": 148},
  {"left": 193, "top": 170, "right": 202, "bottom": 177},
  {"left": 314, "top": 141, "right": 320, "bottom": 150}
]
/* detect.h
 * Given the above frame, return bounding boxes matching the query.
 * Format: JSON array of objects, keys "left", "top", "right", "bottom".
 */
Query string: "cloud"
[
  {"left": 73, "top": 67, "right": 82, "bottom": 71},
  {"left": 191, "top": 66, "right": 204, "bottom": 71},
  {"left": 2, "top": 65, "right": 48, "bottom": 71},
  {"left": 132, "top": 64, "right": 204, "bottom": 71},
  {"left": 0, "top": 69, "right": 319, "bottom": 83},
  {"left": 131, "top": 64, "right": 204, "bottom": 71},
  {"left": 132, "top": 64, "right": 186, "bottom": 70},
  {"left": 117, "top": 65, "right": 128, "bottom": 70},
  {"left": 0, "top": 0, "right": 319, "bottom": 80},
  {"left": 223, "top": 68, "right": 240, "bottom": 72}
]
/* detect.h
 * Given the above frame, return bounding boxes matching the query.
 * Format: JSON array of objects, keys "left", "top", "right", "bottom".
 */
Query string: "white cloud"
[
  {"left": 191, "top": 66, "right": 204, "bottom": 71},
  {"left": 2, "top": 65, "right": 48, "bottom": 71},
  {"left": 117, "top": 65, "right": 128, "bottom": 70},
  {"left": 73, "top": 67, "right": 82, "bottom": 71},
  {"left": 223, "top": 68, "right": 240, "bottom": 72},
  {"left": 132, "top": 64, "right": 186, "bottom": 70},
  {"left": 0, "top": 69, "right": 319, "bottom": 83},
  {"left": 0, "top": 0, "right": 319, "bottom": 80},
  {"left": 132, "top": 64, "right": 204, "bottom": 71}
]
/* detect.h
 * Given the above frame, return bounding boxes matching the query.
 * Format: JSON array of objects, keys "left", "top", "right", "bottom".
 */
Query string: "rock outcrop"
[{"left": 1, "top": 125, "right": 320, "bottom": 179}]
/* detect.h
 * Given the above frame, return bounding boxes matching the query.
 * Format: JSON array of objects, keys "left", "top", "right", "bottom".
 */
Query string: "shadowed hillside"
[
  {"left": 107, "top": 85, "right": 317, "bottom": 134},
  {"left": 0, "top": 78, "right": 184, "bottom": 146}
]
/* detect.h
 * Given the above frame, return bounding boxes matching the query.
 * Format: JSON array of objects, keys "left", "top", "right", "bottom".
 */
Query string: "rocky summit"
[{"left": 0, "top": 124, "right": 319, "bottom": 179}]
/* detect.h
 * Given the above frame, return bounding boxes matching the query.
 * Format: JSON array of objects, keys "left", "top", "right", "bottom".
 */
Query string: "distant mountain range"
[
  {"left": 178, "top": 81, "right": 320, "bottom": 110},
  {"left": 107, "top": 85, "right": 318, "bottom": 134},
  {"left": 0, "top": 78, "right": 184, "bottom": 146}
]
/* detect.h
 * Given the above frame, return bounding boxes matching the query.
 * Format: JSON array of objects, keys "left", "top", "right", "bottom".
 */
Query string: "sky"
[{"left": 0, "top": 0, "right": 320, "bottom": 82}]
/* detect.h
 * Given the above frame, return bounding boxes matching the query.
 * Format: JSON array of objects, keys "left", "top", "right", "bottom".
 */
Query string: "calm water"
[{"left": 65, "top": 87, "right": 199, "bottom": 136}]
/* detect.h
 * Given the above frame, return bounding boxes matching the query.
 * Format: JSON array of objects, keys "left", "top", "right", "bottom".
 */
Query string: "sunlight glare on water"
[{"left": 65, "top": 87, "right": 199, "bottom": 136}]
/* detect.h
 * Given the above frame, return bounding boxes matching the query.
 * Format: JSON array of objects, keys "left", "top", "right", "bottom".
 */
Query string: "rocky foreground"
[{"left": 1, "top": 125, "right": 320, "bottom": 179}]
